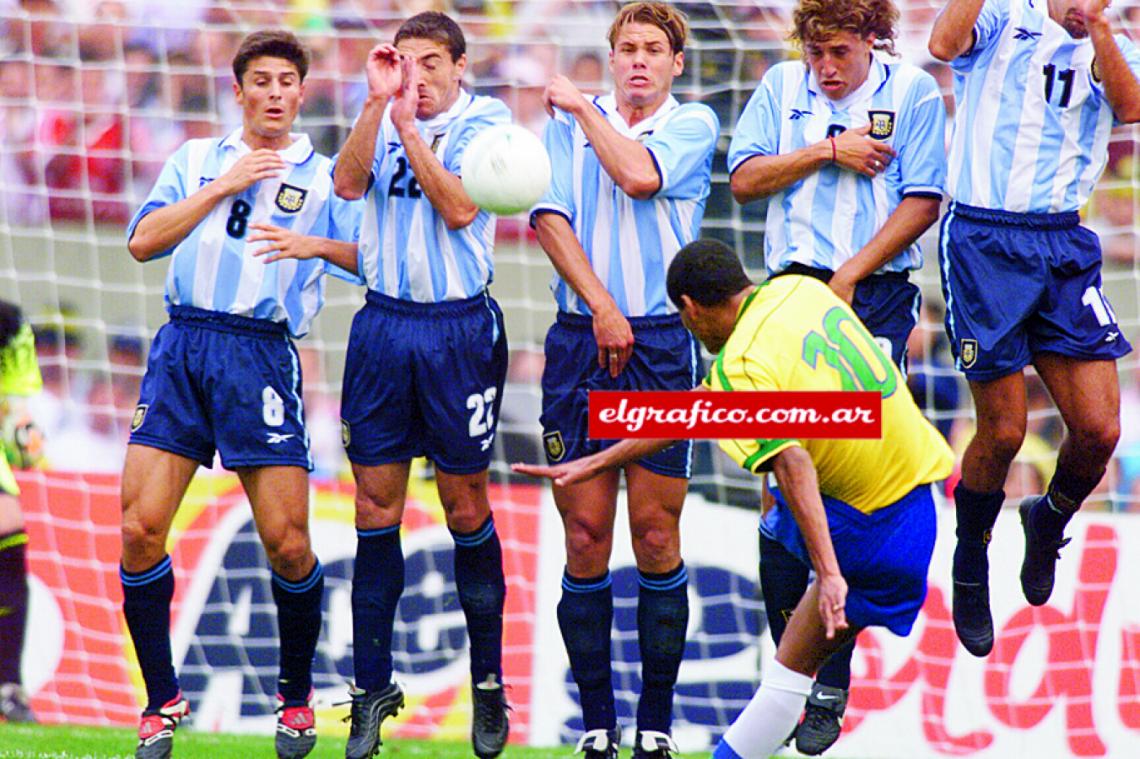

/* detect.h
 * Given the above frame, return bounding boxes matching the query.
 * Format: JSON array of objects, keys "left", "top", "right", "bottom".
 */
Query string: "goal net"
[{"left": 2, "top": 0, "right": 1139, "bottom": 755}]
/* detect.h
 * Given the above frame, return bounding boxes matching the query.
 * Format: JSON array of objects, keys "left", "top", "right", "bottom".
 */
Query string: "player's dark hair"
[
  {"left": 667, "top": 239, "right": 754, "bottom": 308},
  {"left": 395, "top": 11, "right": 466, "bottom": 62},
  {"left": 232, "top": 29, "right": 310, "bottom": 84},
  {"left": 608, "top": 1, "right": 688, "bottom": 54}
]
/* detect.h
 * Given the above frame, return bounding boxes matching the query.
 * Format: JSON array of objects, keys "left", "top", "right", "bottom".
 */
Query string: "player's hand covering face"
[
  {"left": 365, "top": 44, "right": 403, "bottom": 100},
  {"left": 609, "top": 21, "right": 683, "bottom": 110},
  {"left": 396, "top": 37, "right": 466, "bottom": 120},
  {"left": 236, "top": 56, "right": 304, "bottom": 143}
]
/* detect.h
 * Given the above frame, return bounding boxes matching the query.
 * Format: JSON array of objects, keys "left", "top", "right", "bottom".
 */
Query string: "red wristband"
[{"left": 829, "top": 136, "right": 837, "bottom": 164}]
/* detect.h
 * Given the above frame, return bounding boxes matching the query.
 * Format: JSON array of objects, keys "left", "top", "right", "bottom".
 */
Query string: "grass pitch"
[{"left": 0, "top": 722, "right": 713, "bottom": 758}]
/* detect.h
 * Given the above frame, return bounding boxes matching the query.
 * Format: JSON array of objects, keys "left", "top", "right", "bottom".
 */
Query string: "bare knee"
[
  {"left": 263, "top": 528, "right": 313, "bottom": 578},
  {"left": 564, "top": 515, "right": 612, "bottom": 573},
  {"left": 631, "top": 520, "right": 680, "bottom": 572},
  {"left": 974, "top": 415, "right": 1027, "bottom": 467},
  {"left": 120, "top": 515, "right": 168, "bottom": 570},
  {"left": 354, "top": 487, "right": 403, "bottom": 530},
  {"left": 1068, "top": 416, "right": 1121, "bottom": 468},
  {"left": 439, "top": 477, "right": 489, "bottom": 534}
]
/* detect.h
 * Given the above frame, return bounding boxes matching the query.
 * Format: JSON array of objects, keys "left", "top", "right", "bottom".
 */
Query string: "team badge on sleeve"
[
  {"left": 275, "top": 184, "right": 307, "bottom": 213},
  {"left": 131, "top": 404, "right": 148, "bottom": 432},
  {"left": 868, "top": 110, "right": 896, "bottom": 140},
  {"left": 543, "top": 430, "right": 566, "bottom": 462},
  {"left": 960, "top": 339, "right": 978, "bottom": 368}
]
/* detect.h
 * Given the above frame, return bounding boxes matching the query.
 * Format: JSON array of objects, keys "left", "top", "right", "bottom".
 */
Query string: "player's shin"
[
  {"left": 635, "top": 562, "right": 688, "bottom": 734},
  {"left": 121, "top": 556, "right": 179, "bottom": 711},
  {"left": 713, "top": 659, "right": 812, "bottom": 759},
  {"left": 352, "top": 526, "right": 405, "bottom": 691},
  {"left": 271, "top": 560, "right": 324, "bottom": 704},
  {"left": 451, "top": 515, "right": 506, "bottom": 684},
  {"left": 0, "top": 531, "right": 29, "bottom": 687},
  {"left": 558, "top": 569, "right": 616, "bottom": 731}
]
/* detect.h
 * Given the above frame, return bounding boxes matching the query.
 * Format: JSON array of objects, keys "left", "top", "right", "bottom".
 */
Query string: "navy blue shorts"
[
  {"left": 540, "top": 312, "right": 699, "bottom": 478},
  {"left": 765, "top": 484, "right": 937, "bottom": 636},
  {"left": 939, "top": 202, "right": 1132, "bottom": 381},
  {"left": 341, "top": 290, "right": 508, "bottom": 474},
  {"left": 129, "top": 307, "right": 311, "bottom": 470},
  {"left": 774, "top": 265, "right": 919, "bottom": 371}
]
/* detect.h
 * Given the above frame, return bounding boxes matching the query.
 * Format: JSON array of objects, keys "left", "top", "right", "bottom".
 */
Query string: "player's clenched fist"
[
  {"left": 831, "top": 124, "right": 896, "bottom": 178},
  {"left": 216, "top": 149, "right": 285, "bottom": 195},
  {"left": 543, "top": 74, "right": 588, "bottom": 117}
]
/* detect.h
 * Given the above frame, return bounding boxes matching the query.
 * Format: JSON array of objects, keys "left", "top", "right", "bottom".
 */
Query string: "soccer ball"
[{"left": 460, "top": 124, "right": 552, "bottom": 216}]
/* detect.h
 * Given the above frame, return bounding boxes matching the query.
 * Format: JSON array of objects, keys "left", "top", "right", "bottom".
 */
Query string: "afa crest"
[
  {"left": 867, "top": 110, "right": 896, "bottom": 140},
  {"left": 275, "top": 184, "right": 307, "bottom": 213},
  {"left": 341, "top": 419, "right": 351, "bottom": 448},
  {"left": 960, "top": 339, "right": 978, "bottom": 368},
  {"left": 1092, "top": 58, "right": 1102, "bottom": 83},
  {"left": 131, "top": 404, "right": 148, "bottom": 432},
  {"left": 543, "top": 430, "right": 566, "bottom": 462}
]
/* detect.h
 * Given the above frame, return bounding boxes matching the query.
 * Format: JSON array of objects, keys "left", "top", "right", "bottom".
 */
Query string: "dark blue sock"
[
  {"left": 758, "top": 533, "right": 852, "bottom": 690},
  {"left": 352, "top": 525, "right": 405, "bottom": 691},
  {"left": 1032, "top": 470, "right": 1100, "bottom": 538},
  {"left": 558, "top": 570, "right": 615, "bottom": 731},
  {"left": 121, "top": 556, "right": 178, "bottom": 712},
  {"left": 451, "top": 515, "right": 505, "bottom": 684},
  {"left": 0, "top": 532, "right": 29, "bottom": 685},
  {"left": 953, "top": 482, "right": 1004, "bottom": 585},
  {"left": 271, "top": 560, "right": 324, "bottom": 704},
  {"left": 636, "top": 562, "right": 689, "bottom": 733}
]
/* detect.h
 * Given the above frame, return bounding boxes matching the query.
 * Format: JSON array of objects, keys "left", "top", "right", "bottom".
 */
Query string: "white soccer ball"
[{"left": 461, "top": 123, "right": 552, "bottom": 216}]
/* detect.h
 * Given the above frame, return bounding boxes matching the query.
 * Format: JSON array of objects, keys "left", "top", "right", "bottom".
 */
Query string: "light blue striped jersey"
[
  {"left": 127, "top": 130, "right": 362, "bottom": 338},
  {"left": 532, "top": 94, "right": 719, "bottom": 317},
  {"left": 947, "top": 0, "right": 1140, "bottom": 213},
  {"left": 356, "top": 90, "right": 511, "bottom": 302},
  {"left": 728, "top": 59, "right": 947, "bottom": 275}
]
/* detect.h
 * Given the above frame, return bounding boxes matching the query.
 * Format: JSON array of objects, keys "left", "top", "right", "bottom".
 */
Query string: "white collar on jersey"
[
  {"left": 593, "top": 92, "right": 679, "bottom": 137},
  {"left": 807, "top": 55, "right": 888, "bottom": 111},
  {"left": 220, "top": 128, "right": 314, "bottom": 164},
  {"left": 416, "top": 89, "right": 473, "bottom": 134}
]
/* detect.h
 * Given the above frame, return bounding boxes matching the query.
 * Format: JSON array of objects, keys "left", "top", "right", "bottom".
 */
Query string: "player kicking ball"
[
  {"left": 122, "top": 30, "right": 360, "bottom": 759},
  {"left": 515, "top": 239, "right": 954, "bottom": 759}
]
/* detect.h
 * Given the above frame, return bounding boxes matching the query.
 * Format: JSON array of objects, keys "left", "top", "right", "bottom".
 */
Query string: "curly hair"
[
  {"left": 608, "top": 1, "right": 689, "bottom": 55},
  {"left": 790, "top": 0, "right": 899, "bottom": 57}
]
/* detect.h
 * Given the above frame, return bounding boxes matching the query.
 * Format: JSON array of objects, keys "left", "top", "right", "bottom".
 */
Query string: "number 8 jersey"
[
  {"left": 947, "top": 0, "right": 1140, "bottom": 213},
  {"left": 127, "top": 130, "right": 362, "bottom": 338},
  {"left": 703, "top": 275, "right": 953, "bottom": 514},
  {"left": 356, "top": 91, "right": 511, "bottom": 303}
]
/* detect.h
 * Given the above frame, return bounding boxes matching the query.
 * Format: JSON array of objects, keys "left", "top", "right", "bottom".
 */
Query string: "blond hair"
[{"left": 608, "top": 1, "right": 689, "bottom": 54}]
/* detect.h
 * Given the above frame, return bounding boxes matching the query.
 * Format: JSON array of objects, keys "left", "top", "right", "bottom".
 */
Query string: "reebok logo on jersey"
[
  {"left": 267, "top": 432, "right": 295, "bottom": 444},
  {"left": 1013, "top": 27, "right": 1042, "bottom": 41},
  {"left": 789, "top": 108, "right": 812, "bottom": 120},
  {"left": 275, "top": 184, "right": 307, "bottom": 213}
]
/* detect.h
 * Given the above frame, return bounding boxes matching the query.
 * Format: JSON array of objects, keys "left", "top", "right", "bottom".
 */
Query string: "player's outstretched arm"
[
  {"left": 829, "top": 195, "right": 940, "bottom": 303},
  {"left": 771, "top": 446, "right": 848, "bottom": 639},
  {"left": 534, "top": 212, "right": 635, "bottom": 378},
  {"left": 1085, "top": 0, "right": 1140, "bottom": 123},
  {"left": 928, "top": 0, "right": 987, "bottom": 62},
  {"left": 543, "top": 75, "right": 660, "bottom": 199},
  {"left": 390, "top": 56, "right": 478, "bottom": 230},
  {"left": 513, "top": 437, "right": 676, "bottom": 487},
  {"left": 128, "top": 149, "right": 285, "bottom": 261},
  {"left": 334, "top": 44, "right": 400, "bottom": 200},
  {"left": 731, "top": 125, "right": 895, "bottom": 204},
  {"left": 247, "top": 224, "right": 359, "bottom": 274}
]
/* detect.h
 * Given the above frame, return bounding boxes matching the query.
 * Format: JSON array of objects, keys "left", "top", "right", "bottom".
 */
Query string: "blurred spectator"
[
  {"left": 1086, "top": 158, "right": 1137, "bottom": 266},
  {"left": 566, "top": 49, "right": 604, "bottom": 93},
  {"left": 26, "top": 307, "right": 86, "bottom": 445},
  {"left": 0, "top": 55, "right": 48, "bottom": 226}
]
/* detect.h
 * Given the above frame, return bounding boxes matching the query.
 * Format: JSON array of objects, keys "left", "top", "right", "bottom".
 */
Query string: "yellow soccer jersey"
[
  {"left": 0, "top": 322, "right": 43, "bottom": 398},
  {"left": 703, "top": 275, "right": 954, "bottom": 513}
]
